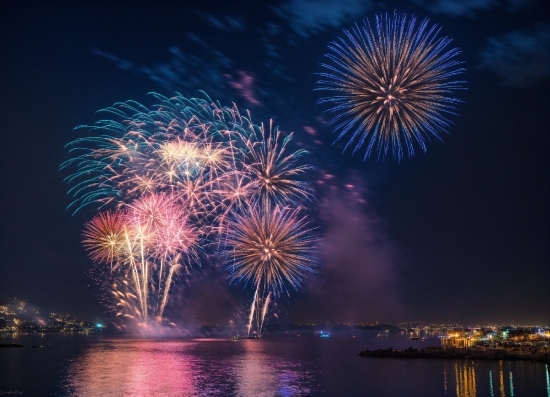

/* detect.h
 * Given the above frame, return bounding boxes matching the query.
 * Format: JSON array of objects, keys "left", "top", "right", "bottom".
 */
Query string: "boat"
[{"left": 410, "top": 337, "right": 420, "bottom": 340}]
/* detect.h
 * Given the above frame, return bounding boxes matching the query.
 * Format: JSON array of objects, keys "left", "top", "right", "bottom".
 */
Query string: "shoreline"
[{"left": 359, "top": 346, "right": 550, "bottom": 363}]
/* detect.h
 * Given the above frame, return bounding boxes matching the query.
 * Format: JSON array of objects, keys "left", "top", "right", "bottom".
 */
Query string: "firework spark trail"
[
  {"left": 65, "top": 92, "right": 316, "bottom": 331},
  {"left": 129, "top": 193, "right": 198, "bottom": 322},
  {"left": 260, "top": 292, "right": 271, "bottom": 335},
  {"left": 159, "top": 261, "right": 179, "bottom": 320},
  {"left": 122, "top": 226, "right": 145, "bottom": 320},
  {"left": 317, "top": 13, "right": 465, "bottom": 161},
  {"left": 82, "top": 193, "right": 197, "bottom": 324},
  {"left": 247, "top": 287, "right": 258, "bottom": 337}
]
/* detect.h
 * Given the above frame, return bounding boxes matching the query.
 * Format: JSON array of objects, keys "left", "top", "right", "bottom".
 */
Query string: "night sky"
[{"left": 1, "top": 0, "right": 548, "bottom": 327}]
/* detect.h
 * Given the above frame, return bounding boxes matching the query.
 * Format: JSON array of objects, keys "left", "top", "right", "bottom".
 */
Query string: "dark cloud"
[
  {"left": 91, "top": 31, "right": 314, "bottom": 132},
  {"left": 272, "top": 0, "right": 372, "bottom": 38},
  {"left": 413, "top": 0, "right": 496, "bottom": 16},
  {"left": 186, "top": 32, "right": 210, "bottom": 48},
  {"left": 92, "top": 44, "right": 233, "bottom": 100},
  {"left": 414, "top": 0, "right": 536, "bottom": 16},
  {"left": 291, "top": 176, "right": 404, "bottom": 324},
  {"left": 266, "top": 22, "right": 282, "bottom": 36},
  {"left": 189, "top": 9, "right": 246, "bottom": 32},
  {"left": 504, "top": 0, "right": 537, "bottom": 11},
  {"left": 91, "top": 49, "right": 133, "bottom": 70},
  {"left": 478, "top": 23, "right": 550, "bottom": 87},
  {"left": 260, "top": 35, "right": 292, "bottom": 82},
  {"left": 205, "top": 15, "right": 246, "bottom": 31}
]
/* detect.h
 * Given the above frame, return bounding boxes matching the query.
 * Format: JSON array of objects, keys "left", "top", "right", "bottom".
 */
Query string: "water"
[{"left": 1, "top": 333, "right": 549, "bottom": 396}]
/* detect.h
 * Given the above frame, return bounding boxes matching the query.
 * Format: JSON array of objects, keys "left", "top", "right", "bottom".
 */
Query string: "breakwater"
[{"left": 359, "top": 346, "right": 550, "bottom": 363}]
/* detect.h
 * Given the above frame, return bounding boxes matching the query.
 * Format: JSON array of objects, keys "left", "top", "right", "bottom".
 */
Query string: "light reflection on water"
[
  {"left": 62, "top": 339, "right": 316, "bottom": 396},
  {"left": 447, "top": 359, "right": 550, "bottom": 397},
  {"left": 2, "top": 334, "right": 547, "bottom": 396},
  {"left": 59, "top": 337, "right": 550, "bottom": 397},
  {"left": 233, "top": 340, "right": 315, "bottom": 396}
]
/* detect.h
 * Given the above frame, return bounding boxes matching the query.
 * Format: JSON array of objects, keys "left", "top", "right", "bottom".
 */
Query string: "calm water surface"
[{"left": 1, "top": 333, "right": 549, "bottom": 396}]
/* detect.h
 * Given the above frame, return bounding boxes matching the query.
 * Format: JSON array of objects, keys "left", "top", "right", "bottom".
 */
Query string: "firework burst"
[
  {"left": 63, "top": 92, "right": 316, "bottom": 331},
  {"left": 83, "top": 194, "right": 197, "bottom": 324},
  {"left": 226, "top": 206, "right": 316, "bottom": 295},
  {"left": 317, "top": 13, "right": 466, "bottom": 161},
  {"left": 224, "top": 205, "right": 316, "bottom": 336},
  {"left": 82, "top": 211, "right": 127, "bottom": 269},
  {"left": 238, "top": 119, "right": 313, "bottom": 207}
]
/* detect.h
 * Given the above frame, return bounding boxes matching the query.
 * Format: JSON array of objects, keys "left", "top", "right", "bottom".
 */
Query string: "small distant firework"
[
  {"left": 224, "top": 206, "right": 316, "bottom": 336},
  {"left": 63, "top": 93, "right": 316, "bottom": 330},
  {"left": 317, "top": 13, "right": 465, "bottom": 161}
]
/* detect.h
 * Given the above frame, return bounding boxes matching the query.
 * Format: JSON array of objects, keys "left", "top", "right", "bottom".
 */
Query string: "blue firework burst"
[{"left": 317, "top": 13, "right": 466, "bottom": 161}]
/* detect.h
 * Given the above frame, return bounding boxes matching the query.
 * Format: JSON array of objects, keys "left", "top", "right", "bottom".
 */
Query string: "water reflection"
[
  {"left": 232, "top": 340, "right": 314, "bottom": 396},
  {"left": 64, "top": 341, "right": 197, "bottom": 395},
  {"left": 455, "top": 362, "right": 476, "bottom": 397},
  {"left": 63, "top": 339, "right": 315, "bottom": 396},
  {"left": 489, "top": 370, "right": 494, "bottom": 397},
  {"left": 449, "top": 360, "right": 547, "bottom": 397},
  {"left": 499, "top": 362, "right": 505, "bottom": 397},
  {"left": 57, "top": 337, "right": 550, "bottom": 396}
]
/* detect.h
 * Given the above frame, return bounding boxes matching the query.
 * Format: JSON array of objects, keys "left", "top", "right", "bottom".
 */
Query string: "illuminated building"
[{"left": 441, "top": 330, "right": 475, "bottom": 348}]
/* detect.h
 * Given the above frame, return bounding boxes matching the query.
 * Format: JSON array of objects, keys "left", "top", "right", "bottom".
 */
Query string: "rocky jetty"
[{"left": 359, "top": 346, "right": 550, "bottom": 363}]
